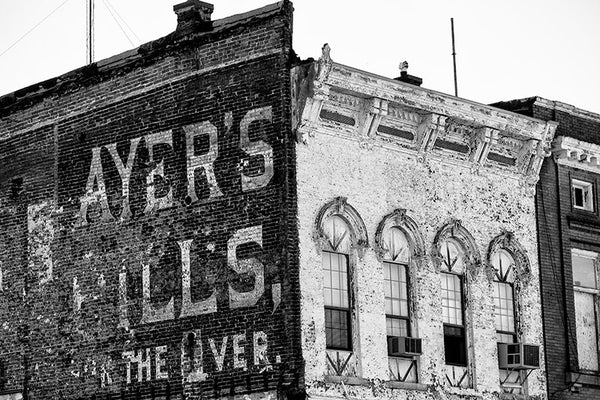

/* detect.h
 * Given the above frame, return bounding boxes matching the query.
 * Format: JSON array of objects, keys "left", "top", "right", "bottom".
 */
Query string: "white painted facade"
[{"left": 292, "top": 47, "right": 557, "bottom": 399}]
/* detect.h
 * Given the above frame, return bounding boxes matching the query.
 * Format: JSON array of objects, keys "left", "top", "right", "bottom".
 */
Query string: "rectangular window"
[
  {"left": 572, "top": 179, "right": 594, "bottom": 211},
  {"left": 441, "top": 272, "right": 467, "bottom": 366},
  {"left": 323, "top": 251, "right": 351, "bottom": 350},
  {"left": 494, "top": 281, "right": 516, "bottom": 343},
  {"left": 384, "top": 261, "right": 409, "bottom": 339},
  {"left": 572, "top": 249, "right": 599, "bottom": 371}
]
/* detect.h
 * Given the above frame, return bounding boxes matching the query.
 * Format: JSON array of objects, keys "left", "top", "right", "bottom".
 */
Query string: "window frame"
[
  {"left": 492, "top": 249, "right": 518, "bottom": 344},
  {"left": 438, "top": 238, "right": 469, "bottom": 367},
  {"left": 571, "top": 248, "right": 600, "bottom": 372},
  {"left": 384, "top": 260, "right": 411, "bottom": 340},
  {"left": 572, "top": 178, "right": 594, "bottom": 212},
  {"left": 323, "top": 250, "right": 353, "bottom": 351},
  {"left": 441, "top": 270, "right": 468, "bottom": 366}
]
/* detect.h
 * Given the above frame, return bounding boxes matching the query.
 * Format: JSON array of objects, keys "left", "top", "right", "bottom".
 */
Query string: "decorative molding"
[
  {"left": 431, "top": 219, "right": 481, "bottom": 277},
  {"left": 374, "top": 209, "right": 426, "bottom": 262},
  {"left": 314, "top": 197, "right": 369, "bottom": 257},
  {"left": 363, "top": 98, "right": 389, "bottom": 137},
  {"left": 387, "top": 106, "right": 421, "bottom": 124},
  {"left": 314, "top": 43, "right": 332, "bottom": 97},
  {"left": 297, "top": 55, "right": 558, "bottom": 183},
  {"left": 416, "top": 114, "right": 446, "bottom": 162},
  {"left": 470, "top": 127, "right": 499, "bottom": 169},
  {"left": 486, "top": 231, "right": 531, "bottom": 286},
  {"left": 551, "top": 135, "right": 600, "bottom": 173}
]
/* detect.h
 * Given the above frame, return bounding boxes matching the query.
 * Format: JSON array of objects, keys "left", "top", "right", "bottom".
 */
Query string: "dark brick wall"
[
  {"left": 0, "top": 3, "right": 301, "bottom": 399},
  {"left": 502, "top": 97, "right": 600, "bottom": 399}
]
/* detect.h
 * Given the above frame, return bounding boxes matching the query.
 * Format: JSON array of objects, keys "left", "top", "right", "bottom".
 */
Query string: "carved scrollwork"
[
  {"left": 314, "top": 43, "right": 332, "bottom": 95},
  {"left": 431, "top": 219, "right": 481, "bottom": 278},
  {"left": 314, "top": 197, "right": 368, "bottom": 257},
  {"left": 486, "top": 231, "right": 531, "bottom": 286},
  {"left": 374, "top": 209, "right": 425, "bottom": 262}
]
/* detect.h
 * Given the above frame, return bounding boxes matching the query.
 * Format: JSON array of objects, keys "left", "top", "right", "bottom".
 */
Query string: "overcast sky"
[{"left": 1, "top": 0, "right": 599, "bottom": 114}]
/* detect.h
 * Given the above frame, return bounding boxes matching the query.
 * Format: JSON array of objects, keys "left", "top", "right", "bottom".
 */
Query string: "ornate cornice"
[
  {"left": 293, "top": 45, "right": 558, "bottom": 186},
  {"left": 551, "top": 135, "right": 600, "bottom": 173}
]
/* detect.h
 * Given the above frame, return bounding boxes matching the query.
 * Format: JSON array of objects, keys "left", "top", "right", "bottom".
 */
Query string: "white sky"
[{"left": 1, "top": 0, "right": 599, "bottom": 114}]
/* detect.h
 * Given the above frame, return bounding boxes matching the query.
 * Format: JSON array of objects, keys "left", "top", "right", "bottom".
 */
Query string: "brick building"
[
  {"left": 291, "top": 49, "right": 557, "bottom": 399},
  {"left": 0, "top": 1, "right": 302, "bottom": 399},
  {"left": 494, "top": 97, "right": 600, "bottom": 400},
  {"left": 0, "top": 1, "right": 571, "bottom": 399}
]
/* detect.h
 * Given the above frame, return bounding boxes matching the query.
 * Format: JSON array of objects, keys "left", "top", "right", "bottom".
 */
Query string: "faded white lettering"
[
  {"left": 105, "top": 138, "right": 140, "bottom": 221},
  {"left": 144, "top": 130, "right": 174, "bottom": 213},
  {"left": 182, "top": 330, "right": 207, "bottom": 382},
  {"left": 228, "top": 226, "right": 265, "bottom": 308},
  {"left": 155, "top": 345, "right": 169, "bottom": 380},
  {"left": 123, "top": 348, "right": 151, "bottom": 383},
  {"left": 233, "top": 333, "right": 247, "bottom": 370},
  {"left": 79, "top": 146, "right": 114, "bottom": 224},
  {"left": 209, "top": 337, "right": 228, "bottom": 372},
  {"left": 139, "top": 258, "right": 174, "bottom": 324},
  {"left": 185, "top": 121, "right": 223, "bottom": 203},
  {"left": 179, "top": 239, "right": 217, "bottom": 318},
  {"left": 240, "top": 107, "right": 274, "bottom": 191}
]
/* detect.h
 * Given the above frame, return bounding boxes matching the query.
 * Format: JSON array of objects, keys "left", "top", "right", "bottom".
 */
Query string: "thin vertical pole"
[
  {"left": 86, "top": 0, "right": 94, "bottom": 64},
  {"left": 451, "top": 18, "right": 458, "bottom": 97}
]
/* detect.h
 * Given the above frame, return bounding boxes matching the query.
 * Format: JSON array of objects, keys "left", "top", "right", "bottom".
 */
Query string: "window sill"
[
  {"left": 386, "top": 381, "right": 429, "bottom": 391},
  {"left": 0, "top": 391, "right": 23, "bottom": 400},
  {"left": 324, "top": 375, "right": 369, "bottom": 386},
  {"left": 499, "top": 394, "right": 528, "bottom": 400},
  {"left": 566, "top": 371, "right": 600, "bottom": 387},
  {"left": 323, "top": 376, "right": 429, "bottom": 391}
]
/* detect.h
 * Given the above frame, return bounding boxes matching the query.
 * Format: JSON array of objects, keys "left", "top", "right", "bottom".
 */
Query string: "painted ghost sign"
[{"left": 54, "top": 56, "right": 297, "bottom": 396}]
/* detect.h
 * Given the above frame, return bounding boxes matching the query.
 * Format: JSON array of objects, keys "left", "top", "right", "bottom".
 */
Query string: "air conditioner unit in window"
[
  {"left": 497, "top": 343, "right": 540, "bottom": 369},
  {"left": 387, "top": 336, "right": 422, "bottom": 356}
]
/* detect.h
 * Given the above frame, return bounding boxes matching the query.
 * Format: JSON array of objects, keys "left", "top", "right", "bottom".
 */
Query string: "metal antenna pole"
[
  {"left": 451, "top": 17, "right": 458, "bottom": 97},
  {"left": 86, "top": 0, "right": 95, "bottom": 64}
]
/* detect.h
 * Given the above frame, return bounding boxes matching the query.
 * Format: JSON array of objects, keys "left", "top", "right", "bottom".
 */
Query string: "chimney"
[
  {"left": 173, "top": 0, "right": 214, "bottom": 35},
  {"left": 394, "top": 61, "right": 423, "bottom": 87}
]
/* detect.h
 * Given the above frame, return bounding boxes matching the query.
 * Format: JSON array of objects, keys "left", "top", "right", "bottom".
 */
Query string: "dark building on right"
[{"left": 494, "top": 97, "right": 600, "bottom": 400}]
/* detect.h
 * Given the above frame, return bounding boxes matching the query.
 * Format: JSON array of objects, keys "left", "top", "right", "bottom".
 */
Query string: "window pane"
[
  {"left": 384, "top": 228, "right": 410, "bottom": 263},
  {"left": 574, "top": 290, "right": 599, "bottom": 370},
  {"left": 384, "top": 262, "right": 408, "bottom": 318},
  {"left": 494, "top": 281, "right": 515, "bottom": 334},
  {"left": 323, "top": 216, "right": 351, "bottom": 253},
  {"left": 444, "top": 325, "right": 467, "bottom": 366},
  {"left": 572, "top": 250, "right": 598, "bottom": 289},
  {"left": 574, "top": 187, "right": 584, "bottom": 207},
  {"left": 325, "top": 308, "right": 350, "bottom": 350},
  {"left": 323, "top": 252, "right": 349, "bottom": 307},
  {"left": 497, "top": 332, "right": 516, "bottom": 344},
  {"left": 441, "top": 273, "right": 463, "bottom": 325},
  {"left": 386, "top": 317, "right": 408, "bottom": 337},
  {"left": 572, "top": 179, "right": 594, "bottom": 211},
  {"left": 492, "top": 249, "right": 515, "bottom": 283},
  {"left": 440, "top": 240, "right": 464, "bottom": 274}
]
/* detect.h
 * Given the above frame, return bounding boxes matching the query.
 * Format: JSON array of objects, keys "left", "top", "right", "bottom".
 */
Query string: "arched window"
[
  {"left": 375, "top": 209, "right": 425, "bottom": 383},
  {"left": 315, "top": 197, "right": 368, "bottom": 358},
  {"left": 383, "top": 228, "right": 411, "bottom": 338},
  {"left": 439, "top": 238, "right": 467, "bottom": 366},
  {"left": 491, "top": 249, "right": 517, "bottom": 344},
  {"left": 487, "top": 232, "right": 531, "bottom": 345},
  {"left": 322, "top": 215, "right": 352, "bottom": 350},
  {"left": 433, "top": 220, "right": 480, "bottom": 379}
]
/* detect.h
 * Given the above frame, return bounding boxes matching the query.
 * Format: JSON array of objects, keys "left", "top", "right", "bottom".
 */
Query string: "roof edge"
[{"left": 0, "top": 1, "right": 288, "bottom": 114}]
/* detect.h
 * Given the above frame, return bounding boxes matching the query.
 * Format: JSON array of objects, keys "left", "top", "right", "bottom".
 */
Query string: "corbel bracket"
[
  {"left": 470, "top": 127, "right": 499, "bottom": 169},
  {"left": 416, "top": 114, "right": 446, "bottom": 161},
  {"left": 363, "top": 98, "right": 389, "bottom": 137}
]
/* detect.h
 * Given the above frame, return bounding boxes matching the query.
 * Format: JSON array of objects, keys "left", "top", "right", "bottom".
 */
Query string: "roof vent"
[
  {"left": 173, "top": 0, "right": 214, "bottom": 34},
  {"left": 394, "top": 61, "right": 423, "bottom": 87}
]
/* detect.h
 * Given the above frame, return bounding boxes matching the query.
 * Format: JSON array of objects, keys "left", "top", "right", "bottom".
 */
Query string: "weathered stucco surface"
[{"left": 293, "top": 54, "right": 555, "bottom": 400}]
